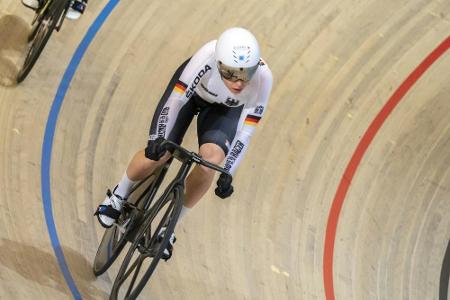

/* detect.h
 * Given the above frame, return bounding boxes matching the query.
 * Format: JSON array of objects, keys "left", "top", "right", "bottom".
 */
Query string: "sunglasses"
[{"left": 217, "top": 62, "right": 258, "bottom": 82}]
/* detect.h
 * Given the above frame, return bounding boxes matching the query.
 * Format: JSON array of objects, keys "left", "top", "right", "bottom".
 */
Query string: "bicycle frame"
[
  {"left": 139, "top": 154, "right": 194, "bottom": 227},
  {"left": 95, "top": 139, "right": 231, "bottom": 299}
]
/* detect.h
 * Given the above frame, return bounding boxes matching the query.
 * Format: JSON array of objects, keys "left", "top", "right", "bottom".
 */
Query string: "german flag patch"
[
  {"left": 244, "top": 115, "right": 261, "bottom": 126},
  {"left": 174, "top": 80, "right": 187, "bottom": 94}
]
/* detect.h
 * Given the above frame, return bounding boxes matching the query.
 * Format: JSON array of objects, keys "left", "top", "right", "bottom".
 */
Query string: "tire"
[
  {"left": 92, "top": 215, "right": 130, "bottom": 276},
  {"left": 93, "top": 173, "right": 159, "bottom": 276},
  {"left": 16, "top": 0, "right": 66, "bottom": 82},
  {"left": 109, "top": 186, "right": 183, "bottom": 300},
  {"left": 28, "top": 17, "right": 41, "bottom": 43}
]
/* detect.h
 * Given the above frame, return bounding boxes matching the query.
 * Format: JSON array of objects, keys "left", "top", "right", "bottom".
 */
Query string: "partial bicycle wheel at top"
[{"left": 16, "top": 0, "right": 69, "bottom": 82}]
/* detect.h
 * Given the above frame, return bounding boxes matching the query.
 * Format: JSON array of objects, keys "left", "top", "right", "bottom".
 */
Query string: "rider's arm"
[
  {"left": 223, "top": 67, "right": 273, "bottom": 175},
  {"left": 149, "top": 41, "right": 216, "bottom": 141}
]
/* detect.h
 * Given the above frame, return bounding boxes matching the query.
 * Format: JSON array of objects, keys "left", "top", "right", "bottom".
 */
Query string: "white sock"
[
  {"left": 114, "top": 172, "right": 137, "bottom": 199},
  {"left": 178, "top": 205, "right": 191, "bottom": 221}
]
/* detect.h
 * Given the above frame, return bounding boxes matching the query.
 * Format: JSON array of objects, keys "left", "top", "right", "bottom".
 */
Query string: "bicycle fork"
[{"left": 55, "top": 1, "right": 71, "bottom": 31}]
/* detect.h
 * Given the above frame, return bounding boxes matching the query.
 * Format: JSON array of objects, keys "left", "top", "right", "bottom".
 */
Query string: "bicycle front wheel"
[
  {"left": 109, "top": 186, "right": 183, "bottom": 300},
  {"left": 93, "top": 173, "right": 159, "bottom": 276}
]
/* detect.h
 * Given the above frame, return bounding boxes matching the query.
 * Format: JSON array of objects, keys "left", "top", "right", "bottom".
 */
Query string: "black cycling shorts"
[{"left": 146, "top": 59, "right": 243, "bottom": 156}]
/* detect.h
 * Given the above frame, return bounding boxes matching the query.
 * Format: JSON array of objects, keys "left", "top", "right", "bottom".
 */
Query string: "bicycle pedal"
[{"left": 162, "top": 250, "right": 173, "bottom": 261}]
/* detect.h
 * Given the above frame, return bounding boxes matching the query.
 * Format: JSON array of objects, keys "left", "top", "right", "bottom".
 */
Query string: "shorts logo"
[
  {"left": 186, "top": 65, "right": 211, "bottom": 98},
  {"left": 158, "top": 107, "right": 169, "bottom": 137},
  {"left": 225, "top": 97, "right": 240, "bottom": 106}
]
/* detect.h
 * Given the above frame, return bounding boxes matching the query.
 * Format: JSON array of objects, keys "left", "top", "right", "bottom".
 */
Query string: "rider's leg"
[
  {"left": 182, "top": 98, "right": 243, "bottom": 210},
  {"left": 96, "top": 59, "right": 192, "bottom": 228},
  {"left": 184, "top": 143, "right": 226, "bottom": 208},
  {"left": 95, "top": 150, "right": 170, "bottom": 227},
  {"left": 114, "top": 150, "right": 171, "bottom": 198},
  {"left": 157, "top": 142, "right": 224, "bottom": 260},
  {"left": 126, "top": 150, "right": 170, "bottom": 181}
]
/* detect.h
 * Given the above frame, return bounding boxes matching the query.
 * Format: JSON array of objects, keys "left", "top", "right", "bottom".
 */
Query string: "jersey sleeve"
[
  {"left": 223, "top": 66, "right": 273, "bottom": 175},
  {"left": 149, "top": 41, "right": 216, "bottom": 141}
]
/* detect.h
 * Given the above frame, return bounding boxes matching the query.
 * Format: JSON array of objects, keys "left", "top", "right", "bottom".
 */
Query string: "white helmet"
[{"left": 215, "top": 27, "right": 260, "bottom": 82}]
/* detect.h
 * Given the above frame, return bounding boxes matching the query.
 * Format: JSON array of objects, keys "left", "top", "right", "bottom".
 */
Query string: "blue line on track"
[{"left": 41, "top": 0, "right": 119, "bottom": 298}]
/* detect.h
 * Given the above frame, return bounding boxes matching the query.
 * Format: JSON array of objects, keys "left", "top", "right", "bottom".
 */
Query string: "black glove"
[
  {"left": 145, "top": 137, "right": 166, "bottom": 161},
  {"left": 215, "top": 173, "right": 233, "bottom": 199}
]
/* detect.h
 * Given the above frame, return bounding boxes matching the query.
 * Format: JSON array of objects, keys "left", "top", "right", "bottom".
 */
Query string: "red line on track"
[{"left": 323, "top": 36, "right": 450, "bottom": 300}]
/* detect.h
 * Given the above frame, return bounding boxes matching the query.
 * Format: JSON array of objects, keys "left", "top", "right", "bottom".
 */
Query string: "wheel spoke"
[
  {"left": 148, "top": 200, "right": 174, "bottom": 247},
  {"left": 125, "top": 255, "right": 145, "bottom": 297},
  {"left": 142, "top": 224, "right": 152, "bottom": 248},
  {"left": 118, "top": 253, "right": 141, "bottom": 286}
]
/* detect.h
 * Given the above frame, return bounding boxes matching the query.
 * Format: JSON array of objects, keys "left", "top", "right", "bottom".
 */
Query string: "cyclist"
[
  {"left": 95, "top": 27, "right": 273, "bottom": 260},
  {"left": 21, "top": 0, "right": 87, "bottom": 20}
]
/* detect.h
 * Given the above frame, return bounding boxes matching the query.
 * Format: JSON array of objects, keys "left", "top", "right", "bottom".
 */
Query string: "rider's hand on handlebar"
[
  {"left": 215, "top": 173, "right": 233, "bottom": 199},
  {"left": 145, "top": 137, "right": 167, "bottom": 161}
]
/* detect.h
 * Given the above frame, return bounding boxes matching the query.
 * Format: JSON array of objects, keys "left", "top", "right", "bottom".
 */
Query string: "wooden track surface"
[{"left": 0, "top": 0, "right": 449, "bottom": 299}]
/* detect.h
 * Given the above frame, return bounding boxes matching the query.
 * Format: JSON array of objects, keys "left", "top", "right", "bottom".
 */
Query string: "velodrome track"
[{"left": 0, "top": 0, "right": 449, "bottom": 299}]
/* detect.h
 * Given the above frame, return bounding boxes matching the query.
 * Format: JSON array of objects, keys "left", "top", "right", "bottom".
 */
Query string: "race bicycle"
[
  {"left": 93, "top": 139, "right": 231, "bottom": 300},
  {"left": 17, "top": 0, "right": 71, "bottom": 82}
]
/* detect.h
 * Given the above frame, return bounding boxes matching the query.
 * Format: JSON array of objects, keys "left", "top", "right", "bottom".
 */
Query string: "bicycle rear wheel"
[
  {"left": 93, "top": 173, "right": 159, "bottom": 276},
  {"left": 109, "top": 186, "right": 183, "bottom": 300},
  {"left": 16, "top": 0, "right": 67, "bottom": 82}
]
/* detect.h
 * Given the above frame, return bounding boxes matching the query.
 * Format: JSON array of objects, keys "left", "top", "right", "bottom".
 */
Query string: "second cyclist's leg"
[
  {"left": 21, "top": 0, "right": 88, "bottom": 19},
  {"left": 66, "top": 0, "right": 88, "bottom": 20},
  {"left": 21, "top": 0, "right": 44, "bottom": 10}
]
